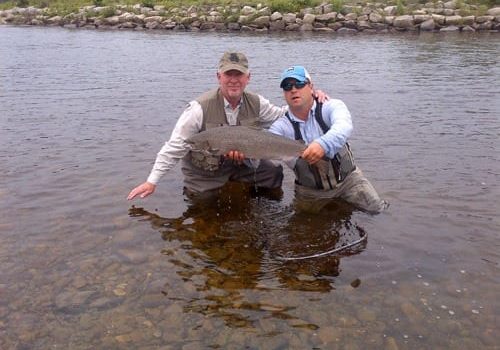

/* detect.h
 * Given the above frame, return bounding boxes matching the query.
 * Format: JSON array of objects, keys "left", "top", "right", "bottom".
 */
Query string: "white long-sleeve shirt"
[{"left": 146, "top": 94, "right": 287, "bottom": 184}]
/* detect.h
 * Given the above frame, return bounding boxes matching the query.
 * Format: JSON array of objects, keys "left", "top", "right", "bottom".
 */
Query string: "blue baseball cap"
[{"left": 280, "top": 65, "right": 312, "bottom": 88}]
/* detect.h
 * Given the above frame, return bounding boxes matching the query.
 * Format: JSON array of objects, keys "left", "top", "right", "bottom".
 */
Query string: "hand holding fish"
[
  {"left": 301, "top": 142, "right": 325, "bottom": 164},
  {"left": 225, "top": 150, "right": 245, "bottom": 164}
]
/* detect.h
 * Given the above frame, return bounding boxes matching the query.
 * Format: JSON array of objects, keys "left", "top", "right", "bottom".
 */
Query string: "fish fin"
[
  {"left": 238, "top": 119, "right": 263, "bottom": 129},
  {"left": 237, "top": 122, "right": 263, "bottom": 131}
]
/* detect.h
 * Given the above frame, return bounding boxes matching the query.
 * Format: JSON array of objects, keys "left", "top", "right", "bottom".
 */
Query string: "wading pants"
[
  {"left": 182, "top": 159, "right": 283, "bottom": 198},
  {"left": 294, "top": 167, "right": 388, "bottom": 214}
]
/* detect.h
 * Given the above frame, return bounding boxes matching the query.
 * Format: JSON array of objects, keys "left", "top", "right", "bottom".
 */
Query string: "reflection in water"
[{"left": 129, "top": 182, "right": 367, "bottom": 327}]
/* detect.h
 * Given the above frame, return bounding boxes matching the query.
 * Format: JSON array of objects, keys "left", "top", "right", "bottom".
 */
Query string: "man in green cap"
[{"left": 128, "top": 52, "right": 328, "bottom": 201}]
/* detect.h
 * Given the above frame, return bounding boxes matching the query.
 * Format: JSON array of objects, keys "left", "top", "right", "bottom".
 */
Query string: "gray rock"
[
  {"left": 238, "top": 15, "right": 251, "bottom": 25},
  {"left": 104, "top": 16, "right": 120, "bottom": 26},
  {"left": 369, "top": 12, "right": 383, "bottom": 23},
  {"left": 270, "top": 12, "right": 282, "bottom": 21},
  {"left": 300, "top": 23, "right": 314, "bottom": 31},
  {"left": 344, "top": 12, "right": 358, "bottom": 21},
  {"left": 303, "top": 13, "right": 316, "bottom": 24},
  {"left": 285, "top": 23, "right": 300, "bottom": 31},
  {"left": 200, "top": 22, "right": 216, "bottom": 30},
  {"left": 440, "top": 25, "right": 460, "bottom": 31},
  {"left": 414, "top": 14, "right": 431, "bottom": 24},
  {"left": 241, "top": 6, "right": 256, "bottom": 16},
  {"left": 328, "top": 22, "right": 343, "bottom": 31},
  {"left": 384, "top": 16, "right": 395, "bottom": 25},
  {"left": 227, "top": 22, "right": 240, "bottom": 30},
  {"left": 269, "top": 20, "right": 285, "bottom": 31},
  {"left": 257, "top": 7, "right": 271, "bottom": 16},
  {"left": 316, "top": 12, "right": 337, "bottom": 23},
  {"left": 358, "top": 20, "right": 372, "bottom": 29},
  {"left": 253, "top": 15, "right": 270, "bottom": 27},
  {"left": 120, "top": 22, "right": 137, "bottom": 29},
  {"left": 420, "top": 18, "right": 436, "bottom": 31},
  {"left": 474, "top": 21, "right": 493, "bottom": 30},
  {"left": 462, "top": 16, "right": 475, "bottom": 25},
  {"left": 487, "top": 7, "right": 500, "bottom": 16},
  {"left": 145, "top": 21, "right": 160, "bottom": 29},
  {"left": 394, "top": 15, "right": 414, "bottom": 28},
  {"left": 337, "top": 27, "right": 358, "bottom": 33},
  {"left": 283, "top": 13, "right": 297, "bottom": 23},
  {"left": 384, "top": 6, "right": 397, "bottom": 16},
  {"left": 432, "top": 14, "right": 446, "bottom": 25},
  {"left": 444, "top": 0, "right": 457, "bottom": 9},
  {"left": 446, "top": 15, "right": 463, "bottom": 25},
  {"left": 144, "top": 15, "right": 163, "bottom": 23},
  {"left": 476, "top": 15, "right": 494, "bottom": 23},
  {"left": 343, "top": 19, "right": 359, "bottom": 29}
]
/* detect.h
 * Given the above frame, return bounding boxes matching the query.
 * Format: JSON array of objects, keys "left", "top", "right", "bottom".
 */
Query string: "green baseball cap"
[{"left": 218, "top": 52, "right": 249, "bottom": 74}]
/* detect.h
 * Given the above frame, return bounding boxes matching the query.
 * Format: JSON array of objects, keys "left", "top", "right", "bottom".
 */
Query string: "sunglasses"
[{"left": 282, "top": 81, "right": 308, "bottom": 91}]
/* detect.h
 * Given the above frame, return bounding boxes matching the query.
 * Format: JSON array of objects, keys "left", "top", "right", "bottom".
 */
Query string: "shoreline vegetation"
[{"left": 1, "top": 0, "right": 499, "bottom": 33}]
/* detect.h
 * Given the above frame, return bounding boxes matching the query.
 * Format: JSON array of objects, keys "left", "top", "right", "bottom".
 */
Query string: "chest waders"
[{"left": 287, "top": 101, "right": 356, "bottom": 190}]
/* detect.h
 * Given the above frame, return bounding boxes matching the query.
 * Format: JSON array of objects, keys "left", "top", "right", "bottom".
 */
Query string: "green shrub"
[
  {"left": 100, "top": 5, "right": 116, "bottom": 17},
  {"left": 142, "top": 0, "right": 155, "bottom": 8},
  {"left": 16, "top": 0, "right": 29, "bottom": 7},
  {"left": 396, "top": 0, "right": 405, "bottom": 15},
  {"left": 268, "top": 0, "right": 320, "bottom": 13},
  {"left": 330, "top": 0, "right": 344, "bottom": 13}
]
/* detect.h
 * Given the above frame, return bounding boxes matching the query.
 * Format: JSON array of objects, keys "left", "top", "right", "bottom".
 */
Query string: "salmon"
[{"left": 186, "top": 125, "right": 306, "bottom": 160}]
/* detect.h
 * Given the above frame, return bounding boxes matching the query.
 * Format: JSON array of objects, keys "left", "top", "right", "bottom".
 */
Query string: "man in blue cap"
[
  {"left": 269, "top": 65, "right": 388, "bottom": 213},
  {"left": 127, "top": 54, "right": 330, "bottom": 203}
]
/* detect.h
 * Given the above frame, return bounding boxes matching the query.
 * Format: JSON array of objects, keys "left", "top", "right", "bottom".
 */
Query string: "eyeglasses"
[{"left": 282, "top": 81, "right": 308, "bottom": 91}]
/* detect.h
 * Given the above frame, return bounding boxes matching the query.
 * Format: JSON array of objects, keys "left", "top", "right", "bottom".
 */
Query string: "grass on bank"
[{"left": 0, "top": 0, "right": 498, "bottom": 15}]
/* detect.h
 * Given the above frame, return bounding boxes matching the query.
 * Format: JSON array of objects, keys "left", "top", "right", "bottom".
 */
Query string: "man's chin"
[{"left": 228, "top": 90, "right": 243, "bottom": 98}]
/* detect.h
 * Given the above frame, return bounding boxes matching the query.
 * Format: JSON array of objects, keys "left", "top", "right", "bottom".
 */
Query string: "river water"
[{"left": 1, "top": 26, "right": 499, "bottom": 349}]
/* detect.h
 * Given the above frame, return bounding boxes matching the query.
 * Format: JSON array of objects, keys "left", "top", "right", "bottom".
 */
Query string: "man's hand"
[
  {"left": 301, "top": 142, "right": 325, "bottom": 164},
  {"left": 127, "top": 182, "right": 156, "bottom": 200},
  {"left": 313, "top": 89, "right": 330, "bottom": 103},
  {"left": 225, "top": 150, "right": 245, "bottom": 164}
]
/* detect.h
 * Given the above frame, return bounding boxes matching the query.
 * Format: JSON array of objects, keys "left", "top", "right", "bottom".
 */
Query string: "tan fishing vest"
[{"left": 185, "top": 88, "right": 261, "bottom": 172}]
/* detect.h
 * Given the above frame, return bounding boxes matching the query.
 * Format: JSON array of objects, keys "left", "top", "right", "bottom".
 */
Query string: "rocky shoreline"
[{"left": 1, "top": 2, "right": 499, "bottom": 34}]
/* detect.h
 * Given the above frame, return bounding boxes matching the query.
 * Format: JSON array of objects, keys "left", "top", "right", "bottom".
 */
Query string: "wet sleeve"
[{"left": 146, "top": 102, "right": 203, "bottom": 184}]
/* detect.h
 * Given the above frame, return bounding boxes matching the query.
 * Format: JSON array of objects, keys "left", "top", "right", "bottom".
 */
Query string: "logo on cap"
[{"left": 229, "top": 53, "right": 240, "bottom": 62}]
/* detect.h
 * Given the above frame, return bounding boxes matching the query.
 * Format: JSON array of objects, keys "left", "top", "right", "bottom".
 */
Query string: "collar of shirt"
[
  {"left": 287, "top": 100, "right": 317, "bottom": 124},
  {"left": 223, "top": 97, "right": 242, "bottom": 125},
  {"left": 286, "top": 101, "right": 327, "bottom": 144}
]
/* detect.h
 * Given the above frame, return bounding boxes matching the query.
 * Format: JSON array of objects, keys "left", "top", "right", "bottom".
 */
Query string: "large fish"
[{"left": 186, "top": 125, "right": 306, "bottom": 160}]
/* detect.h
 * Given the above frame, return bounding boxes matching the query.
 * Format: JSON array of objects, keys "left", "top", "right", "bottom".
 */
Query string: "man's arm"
[
  {"left": 314, "top": 99, "right": 353, "bottom": 159},
  {"left": 257, "top": 95, "right": 288, "bottom": 128},
  {"left": 127, "top": 102, "right": 203, "bottom": 200}
]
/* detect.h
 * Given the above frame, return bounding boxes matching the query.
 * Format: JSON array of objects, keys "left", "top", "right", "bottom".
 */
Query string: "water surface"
[{"left": 1, "top": 26, "right": 499, "bottom": 349}]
